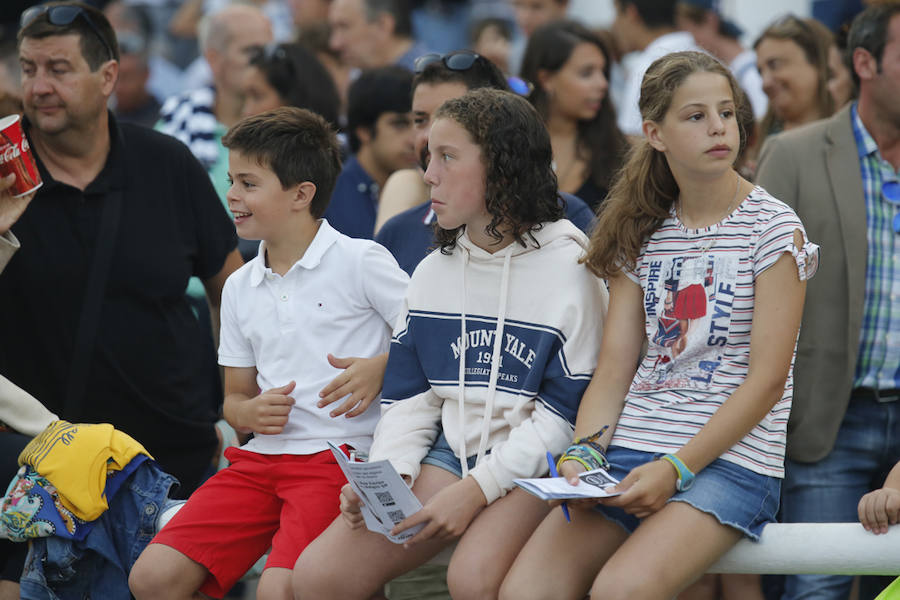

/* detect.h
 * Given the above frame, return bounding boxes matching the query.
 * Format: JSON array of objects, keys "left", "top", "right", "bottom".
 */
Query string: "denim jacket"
[{"left": 19, "top": 460, "right": 177, "bottom": 599}]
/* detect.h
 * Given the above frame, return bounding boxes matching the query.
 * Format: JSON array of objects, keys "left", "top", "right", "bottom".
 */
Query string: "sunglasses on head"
[
  {"left": 413, "top": 50, "right": 533, "bottom": 97},
  {"left": 20, "top": 4, "right": 115, "bottom": 62},
  {"left": 414, "top": 50, "right": 482, "bottom": 74},
  {"left": 883, "top": 179, "right": 900, "bottom": 232}
]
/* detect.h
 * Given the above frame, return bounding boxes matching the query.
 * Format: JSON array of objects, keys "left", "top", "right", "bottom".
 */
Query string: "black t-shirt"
[{"left": 0, "top": 114, "right": 237, "bottom": 487}]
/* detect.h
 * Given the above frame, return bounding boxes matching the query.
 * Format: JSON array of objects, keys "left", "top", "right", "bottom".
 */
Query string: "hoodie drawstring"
[
  {"left": 475, "top": 247, "right": 512, "bottom": 466},
  {"left": 457, "top": 247, "right": 470, "bottom": 478},
  {"left": 457, "top": 244, "right": 514, "bottom": 478}
]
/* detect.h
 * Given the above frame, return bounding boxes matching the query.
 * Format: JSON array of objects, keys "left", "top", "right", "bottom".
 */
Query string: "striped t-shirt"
[{"left": 613, "top": 187, "right": 819, "bottom": 478}]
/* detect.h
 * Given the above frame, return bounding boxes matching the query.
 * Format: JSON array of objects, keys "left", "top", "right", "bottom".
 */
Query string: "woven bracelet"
[{"left": 574, "top": 424, "right": 609, "bottom": 445}]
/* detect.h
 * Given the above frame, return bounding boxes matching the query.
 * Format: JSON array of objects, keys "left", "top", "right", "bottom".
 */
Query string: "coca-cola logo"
[
  {"left": 21, "top": 137, "right": 29, "bottom": 152},
  {"left": 0, "top": 143, "right": 22, "bottom": 165}
]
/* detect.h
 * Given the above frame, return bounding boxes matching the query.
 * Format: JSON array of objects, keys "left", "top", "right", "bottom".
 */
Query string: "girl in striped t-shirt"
[{"left": 502, "top": 51, "right": 818, "bottom": 600}]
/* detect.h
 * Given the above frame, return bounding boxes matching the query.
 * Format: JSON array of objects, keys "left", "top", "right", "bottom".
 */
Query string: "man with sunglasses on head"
[
  {"left": 3, "top": 0, "right": 242, "bottom": 546},
  {"left": 375, "top": 50, "right": 594, "bottom": 276},
  {"left": 756, "top": 5, "right": 900, "bottom": 599}
]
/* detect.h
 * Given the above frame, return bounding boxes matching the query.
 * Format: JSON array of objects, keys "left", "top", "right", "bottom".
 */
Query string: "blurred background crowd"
[
  {"left": 0, "top": 0, "right": 865, "bottom": 160},
  {"left": 0, "top": 1, "right": 894, "bottom": 599}
]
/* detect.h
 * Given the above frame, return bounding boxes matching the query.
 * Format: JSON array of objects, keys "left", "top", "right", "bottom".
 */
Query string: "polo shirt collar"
[
  {"left": 851, "top": 102, "right": 879, "bottom": 160},
  {"left": 248, "top": 219, "right": 340, "bottom": 286},
  {"left": 343, "top": 155, "right": 379, "bottom": 200}
]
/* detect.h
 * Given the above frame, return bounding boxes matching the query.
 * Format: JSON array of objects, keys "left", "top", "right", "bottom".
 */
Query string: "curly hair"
[
  {"left": 583, "top": 51, "right": 749, "bottom": 279},
  {"left": 432, "top": 88, "right": 563, "bottom": 253},
  {"left": 521, "top": 19, "right": 628, "bottom": 208}
]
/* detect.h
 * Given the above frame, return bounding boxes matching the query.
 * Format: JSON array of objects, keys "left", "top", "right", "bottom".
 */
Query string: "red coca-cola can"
[{"left": 0, "top": 114, "right": 42, "bottom": 198}]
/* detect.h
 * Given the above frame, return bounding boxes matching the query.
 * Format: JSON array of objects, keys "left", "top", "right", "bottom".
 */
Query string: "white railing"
[
  {"left": 156, "top": 503, "right": 900, "bottom": 576},
  {"left": 421, "top": 524, "right": 900, "bottom": 576},
  {"left": 709, "top": 523, "right": 900, "bottom": 575}
]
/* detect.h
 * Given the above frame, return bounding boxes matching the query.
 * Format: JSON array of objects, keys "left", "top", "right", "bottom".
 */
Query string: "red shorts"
[{"left": 150, "top": 446, "right": 347, "bottom": 598}]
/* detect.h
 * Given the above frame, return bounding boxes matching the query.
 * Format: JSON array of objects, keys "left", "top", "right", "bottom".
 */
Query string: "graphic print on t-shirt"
[{"left": 638, "top": 253, "right": 738, "bottom": 391}]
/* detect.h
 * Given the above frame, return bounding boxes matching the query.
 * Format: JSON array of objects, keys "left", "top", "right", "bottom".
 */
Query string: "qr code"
[
  {"left": 387, "top": 510, "right": 405, "bottom": 524},
  {"left": 375, "top": 491, "right": 395, "bottom": 507}
]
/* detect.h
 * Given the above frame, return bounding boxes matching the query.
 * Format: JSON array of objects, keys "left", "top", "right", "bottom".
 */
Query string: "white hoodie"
[{"left": 370, "top": 219, "right": 609, "bottom": 503}]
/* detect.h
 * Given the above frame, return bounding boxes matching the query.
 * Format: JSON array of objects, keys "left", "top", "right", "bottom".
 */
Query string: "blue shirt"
[
  {"left": 325, "top": 155, "right": 379, "bottom": 240},
  {"left": 851, "top": 102, "right": 900, "bottom": 390},
  {"left": 375, "top": 192, "right": 595, "bottom": 276}
]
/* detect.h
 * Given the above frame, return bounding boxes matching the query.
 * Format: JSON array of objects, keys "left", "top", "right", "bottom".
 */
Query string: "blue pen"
[{"left": 546, "top": 451, "right": 571, "bottom": 523}]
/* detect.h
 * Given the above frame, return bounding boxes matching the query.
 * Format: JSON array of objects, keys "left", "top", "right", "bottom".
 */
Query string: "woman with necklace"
[
  {"left": 502, "top": 51, "right": 818, "bottom": 600},
  {"left": 520, "top": 20, "right": 628, "bottom": 212}
]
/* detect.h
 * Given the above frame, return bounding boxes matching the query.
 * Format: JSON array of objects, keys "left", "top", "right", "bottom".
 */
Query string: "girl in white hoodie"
[{"left": 293, "top": 88, "right": 609, "bottom": 599}]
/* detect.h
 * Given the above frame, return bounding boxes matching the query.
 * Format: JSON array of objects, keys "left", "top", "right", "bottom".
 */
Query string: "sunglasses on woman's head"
[{"left": 20, "top": 4, "right": 115, "bottom": 62}]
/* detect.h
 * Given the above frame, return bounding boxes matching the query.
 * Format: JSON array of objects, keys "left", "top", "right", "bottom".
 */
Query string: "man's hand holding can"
[{"left": 0, "top": 113, "right": 42, "bottom": 235}]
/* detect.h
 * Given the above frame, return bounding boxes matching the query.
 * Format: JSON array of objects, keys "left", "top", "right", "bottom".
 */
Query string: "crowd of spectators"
[{"left": 0, "top": 0, "right": 898, "bottom": 599}]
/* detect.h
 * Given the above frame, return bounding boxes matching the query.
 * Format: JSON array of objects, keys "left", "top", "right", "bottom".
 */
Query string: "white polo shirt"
[{"left": 218, "top": 219, "right": 409, "bottom": 455}]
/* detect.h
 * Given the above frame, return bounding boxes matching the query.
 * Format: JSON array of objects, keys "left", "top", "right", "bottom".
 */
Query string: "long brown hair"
[
  {"left": 754, "top": 15, "right": 835, "bottom": 135},
  {"left": 521, "top": 20, "right": 628, "bottom": 206},
  {"left": 583, "top": 51, "right": 747, "bottom": 279}
]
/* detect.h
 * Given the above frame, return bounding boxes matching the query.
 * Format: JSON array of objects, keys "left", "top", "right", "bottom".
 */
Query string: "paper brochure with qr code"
[
  {"left": 327, "top": 441, "right": 424, "bottom": 544},
  {"left": 513, "top": 467, "right": 623, "bottom": 500}
]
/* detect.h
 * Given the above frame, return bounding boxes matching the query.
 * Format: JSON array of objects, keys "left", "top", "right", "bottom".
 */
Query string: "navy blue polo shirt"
[{"left": 324, "top": 155, "right": 379, "bottom": 240}]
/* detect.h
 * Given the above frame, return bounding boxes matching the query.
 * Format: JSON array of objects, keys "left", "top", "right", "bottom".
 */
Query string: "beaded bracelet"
[{"left": 579, "top": 440, "right": 609, "bottom": 468}]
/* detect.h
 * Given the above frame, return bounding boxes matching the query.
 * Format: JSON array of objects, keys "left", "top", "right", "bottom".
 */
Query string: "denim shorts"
[
  {"left": 593, "top": 446, "right": 780, "bottom": 540},
  {"left": 421, "top": 431, "right": 484, "bottom": 479}
]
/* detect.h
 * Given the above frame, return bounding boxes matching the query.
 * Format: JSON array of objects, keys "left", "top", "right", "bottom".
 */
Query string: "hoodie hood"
[{"left": 455, "top": 218, "right": 590, "bottom": 261}]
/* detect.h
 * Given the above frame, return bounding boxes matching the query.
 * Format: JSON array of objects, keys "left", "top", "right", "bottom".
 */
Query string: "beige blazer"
[{"left": 756, "top": 104, "right": 867, "bottom": 463}]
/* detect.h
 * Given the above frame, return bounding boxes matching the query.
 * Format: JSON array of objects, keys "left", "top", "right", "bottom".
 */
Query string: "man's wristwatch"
[{"left": 660, "top": 453, "right": 695, "bottom": 491}]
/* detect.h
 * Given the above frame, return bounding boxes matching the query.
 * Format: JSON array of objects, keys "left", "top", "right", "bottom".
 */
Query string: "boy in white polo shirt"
[{"left": 129, "top": 107, "right": 409, "bottom": 600}]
